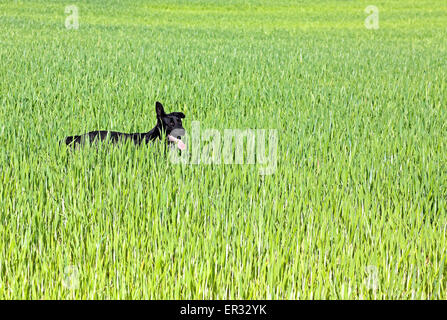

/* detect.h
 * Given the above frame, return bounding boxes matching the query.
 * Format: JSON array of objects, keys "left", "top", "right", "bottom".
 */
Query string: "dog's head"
[{"left": 155, "top": 101, "right": 186, "bottom": 150}]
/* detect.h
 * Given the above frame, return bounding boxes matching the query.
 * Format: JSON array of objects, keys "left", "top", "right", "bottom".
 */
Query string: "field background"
[{"left": 0, "top": 0, "right": 446, "bottom": 299}]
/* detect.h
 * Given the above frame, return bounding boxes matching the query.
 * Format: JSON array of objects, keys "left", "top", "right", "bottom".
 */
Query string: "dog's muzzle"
[
  {"left": 167, "top": 128, "right": 186, "bottom": 151},
  {"left": 170, "top": 128, "right": 185, "bottom": 137}
]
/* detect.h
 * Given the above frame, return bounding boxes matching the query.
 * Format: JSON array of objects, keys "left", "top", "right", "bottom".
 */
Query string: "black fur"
[{"left": 64, "top": 101, "right": 185, "bottom": 148}]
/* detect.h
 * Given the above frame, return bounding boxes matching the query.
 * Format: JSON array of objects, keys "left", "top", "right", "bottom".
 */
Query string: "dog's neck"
[{"left": 143, "top": 125, "right": 162, "bottom": 143}]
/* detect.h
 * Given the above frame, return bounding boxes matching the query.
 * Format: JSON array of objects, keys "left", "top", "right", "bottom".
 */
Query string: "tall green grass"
[{"left": 0, "top": 0, "right": 446, "bottom": 299}]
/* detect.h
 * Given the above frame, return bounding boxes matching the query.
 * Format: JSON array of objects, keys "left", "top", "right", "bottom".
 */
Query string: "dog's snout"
[{"left": 171, "top": 128, "right": 185, "bottom": 137}]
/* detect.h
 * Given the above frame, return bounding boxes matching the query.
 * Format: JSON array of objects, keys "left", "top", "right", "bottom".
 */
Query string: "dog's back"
[
  {"left": 64, "top": 131, "right": 132, "bottom": 147},
  {"left": 65, "top": 134, "right": 82, "bottom": 146}
]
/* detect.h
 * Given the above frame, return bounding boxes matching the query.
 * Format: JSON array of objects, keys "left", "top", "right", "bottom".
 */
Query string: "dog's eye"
[{"left": 170, "top": 120, "right": 175, "bottom": 126}]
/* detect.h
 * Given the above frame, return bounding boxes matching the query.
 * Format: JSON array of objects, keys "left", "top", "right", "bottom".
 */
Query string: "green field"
[{"left": 0, "top": 0, "right": 446, "bottom": 299}]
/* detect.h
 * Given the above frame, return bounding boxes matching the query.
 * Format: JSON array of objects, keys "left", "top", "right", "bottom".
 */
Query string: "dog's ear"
[
  {"left": 155, "top": 101, "right": 166, "bottom": 117},
  {"left": 170, "top": 112, "right": 185, "bottom": 119}
]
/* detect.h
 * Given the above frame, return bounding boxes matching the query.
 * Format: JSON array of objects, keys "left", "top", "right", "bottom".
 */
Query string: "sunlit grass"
[{"left": 0, "top": 0, "right": 446, "bottom": 299}]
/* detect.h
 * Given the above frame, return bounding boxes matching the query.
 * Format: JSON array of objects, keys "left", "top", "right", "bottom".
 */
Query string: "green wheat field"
[{"left": 0, "top": 0, "right": 446, "bottom": 299}]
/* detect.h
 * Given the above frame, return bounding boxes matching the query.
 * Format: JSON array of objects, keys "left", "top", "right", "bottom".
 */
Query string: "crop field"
[{"left": 0, "top": 0, "right": 446, "bottom": 299}]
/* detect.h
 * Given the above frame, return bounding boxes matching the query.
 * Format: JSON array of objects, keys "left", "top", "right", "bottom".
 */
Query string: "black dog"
[{"left": 65, "top": 101, "right": 186, "bottom": 150}]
